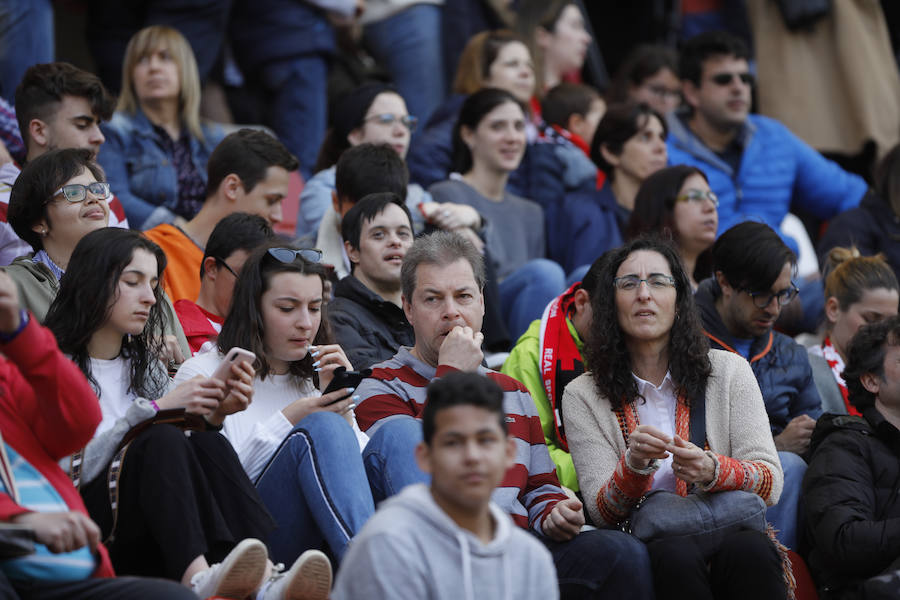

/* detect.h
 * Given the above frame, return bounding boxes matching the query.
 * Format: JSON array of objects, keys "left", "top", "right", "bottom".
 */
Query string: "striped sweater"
[{"left": 356, "top": 347, "right": 568, "bottom": 533}]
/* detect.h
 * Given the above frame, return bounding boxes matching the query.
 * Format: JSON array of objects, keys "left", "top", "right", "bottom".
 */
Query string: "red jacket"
[{"left": 0, "top": 316, "right": 114, "bottom": 577}]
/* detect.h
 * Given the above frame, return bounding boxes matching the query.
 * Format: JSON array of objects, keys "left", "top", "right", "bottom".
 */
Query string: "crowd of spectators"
[{"left": 0, "top": 1, "right": 899, "bottom": 599}]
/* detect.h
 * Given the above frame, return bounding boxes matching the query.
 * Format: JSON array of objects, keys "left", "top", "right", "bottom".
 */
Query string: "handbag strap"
[{"left": 688, "top": 386, "right": 707, "bottom": 450}]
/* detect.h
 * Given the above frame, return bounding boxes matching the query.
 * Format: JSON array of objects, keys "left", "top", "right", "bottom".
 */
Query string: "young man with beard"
[
  {"left": 328, "top": 193, "right": 415, "bottom": 370},
  {"left": 355, "top": 231, "right": 653, "bottom": 600},
  {"left": 333, "top": 371, "right": 558, "bottom": 600},
  {"left": 695, "top": 221, "right": 822, "bottom": 549}
]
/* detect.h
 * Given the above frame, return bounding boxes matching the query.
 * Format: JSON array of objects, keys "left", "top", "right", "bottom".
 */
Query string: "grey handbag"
[
  {"left": 625, "top": 489, "right": 767, "bottom": 558},
  {"left": 621, "top": 385, "right": 767, "bottom": 558}
]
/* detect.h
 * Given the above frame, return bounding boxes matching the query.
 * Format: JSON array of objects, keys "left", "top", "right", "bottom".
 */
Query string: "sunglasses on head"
[
  {"left": 710, "top": 72, "right": 754, "bottom": 86},
  {"left": 266, "top": 248, "right": 323, "bottom": 264}
]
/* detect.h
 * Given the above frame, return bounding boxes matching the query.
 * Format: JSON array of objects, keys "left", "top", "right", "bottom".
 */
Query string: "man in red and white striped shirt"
[{"left": 355, "top": 231, "right": 654, "bottom": 599}]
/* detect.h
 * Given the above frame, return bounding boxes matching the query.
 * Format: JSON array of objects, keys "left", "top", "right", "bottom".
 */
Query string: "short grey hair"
[{"left": 401, "top": 230, "right": 486, "bottom": 301}]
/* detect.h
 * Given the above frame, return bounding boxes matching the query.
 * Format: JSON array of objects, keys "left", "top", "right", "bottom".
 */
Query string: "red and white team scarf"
[
  {"left": 538, "top": 282, "right": 585, "bottom": 452},
  {"left": 819, "top": 336, "right": 860, "bottom": 417}
]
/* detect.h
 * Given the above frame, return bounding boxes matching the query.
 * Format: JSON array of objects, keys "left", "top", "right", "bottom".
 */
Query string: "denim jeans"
[
  {"left": 255, "top": 412, "right": 375, "bottom": 565},
  {"left": 362, "top": 415, "right": 428, "bottom": 504},
  {"left": 766, "top": 450, "right": 806, "bottom": 550},
  {"left": 541, "top": 528, "right": 655, "bottom": 600},
  {"left": 499, "top": 258, "right": 567, "bottom": 342},
  {"left": 0, "top": 0, "right": 53, "bottom": 102},
  {"left": 363, "top": 4, "right": 445, "bottom": 127},
  {"left": 259, "top": 55, "right": 328, "bottom": 180}
]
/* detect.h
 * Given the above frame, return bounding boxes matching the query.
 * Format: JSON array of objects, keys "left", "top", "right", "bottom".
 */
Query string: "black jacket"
[
  {"left": 801, "top": 409, "right": 900, "bottom": 596},
  {"left": 328, "top": 275, "right": 414, "bottom": 370}
]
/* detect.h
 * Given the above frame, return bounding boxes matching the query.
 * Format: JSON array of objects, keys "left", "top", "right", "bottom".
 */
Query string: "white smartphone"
[{"left": 211, "top": 347, "right": 256, "bottom": 383}]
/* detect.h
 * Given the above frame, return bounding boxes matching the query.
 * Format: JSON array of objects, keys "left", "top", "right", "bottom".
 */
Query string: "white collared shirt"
[{"left": 633, "top": 371, "right": 677, "bottom": 492}]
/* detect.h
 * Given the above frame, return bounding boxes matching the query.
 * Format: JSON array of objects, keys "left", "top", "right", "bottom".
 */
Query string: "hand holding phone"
[
  {"left": 211, "top": 347, "right": 256, "bottom": 384},
  {"left": 322, "top": 366, "right": 371, "bottom": 404}
]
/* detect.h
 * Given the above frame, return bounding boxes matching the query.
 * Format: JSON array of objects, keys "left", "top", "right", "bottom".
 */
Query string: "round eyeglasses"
[
  {"left": 53, "top": 182, "right": 111, "bottom": 203},
  {"left": 741, "top": 284, "right": 799, "bottom": 309}
]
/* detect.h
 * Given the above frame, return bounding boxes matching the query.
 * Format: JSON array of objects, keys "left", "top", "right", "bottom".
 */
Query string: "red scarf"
[
  {"left": 539, "top": 283, "right": 585, "bottom": 452},
  {"left": 820, "top": 336, "right": 859, "bottom": 416}
]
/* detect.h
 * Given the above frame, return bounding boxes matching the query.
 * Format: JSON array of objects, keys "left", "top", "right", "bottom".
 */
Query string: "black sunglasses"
[
  {"left": 267, "top": 248, "right": 323, "bottom": 264},
  {"left": 710, "top": 72, "right": 754, "bottom": 86}
]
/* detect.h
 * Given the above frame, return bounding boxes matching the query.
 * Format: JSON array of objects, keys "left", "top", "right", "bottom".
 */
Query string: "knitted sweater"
[
  {"left": 355, "top": 347, "right": 568, "bottom": 533},
  {"left": 563, "top": 349, "right": 783, "bottom": 527}
]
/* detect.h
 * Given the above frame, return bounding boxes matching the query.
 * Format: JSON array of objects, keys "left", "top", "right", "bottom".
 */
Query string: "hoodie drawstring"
[{"left": 456, "top": 531, "right": 475, "bottom": 600}]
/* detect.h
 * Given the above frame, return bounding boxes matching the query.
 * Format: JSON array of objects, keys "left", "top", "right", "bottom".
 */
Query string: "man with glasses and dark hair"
[
  {"left": 173, "top": 212, "right": 275, "bottom": 355},
  {"left": 695, "top": 221, "right": 823, "bottom": 550},
  {"left": 666, "top": 30, "right": 866, "bottom": 259}
]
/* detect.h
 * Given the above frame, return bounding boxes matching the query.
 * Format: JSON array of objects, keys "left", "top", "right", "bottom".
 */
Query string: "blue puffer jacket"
[
  {"left": 545, "top": 181, "right": 623, "bottom": 274},
  {"left": 694, "top": 278, "right": 823, "bottom": 435},
  {"left": 98, "top": 109, "right": 224, "bottom": 230},
  {"left": 667, "top": 112, "right": 867, "bottom": 250}
]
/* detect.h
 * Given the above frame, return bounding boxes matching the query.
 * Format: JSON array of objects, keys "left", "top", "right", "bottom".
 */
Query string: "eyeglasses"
[
  {"left": 363, "top": 113, "right": 418, "bottom": 133},
  {"left": 676, "top": 189, "right": 719, "bottom": 207},
  {"left": 214, "top": 257, "right": 240, "bottom": 279},
  {"left": 645, "top": 84, "right": 681, "bottom": 101},
  {"left": 709, "top": 72, "right": 754, "bottom": 87},
  {"left": 267, "top": 248, "right": 323, "bottom": 264},
  {"left": 741, "top": 284, "right": 799, "bottom": 309},
  {"left": 53, "top": 182, "right": 111, "bottom": 203},
  {"left": 613, "top": 274, "right": 676, "bottom": 291}
]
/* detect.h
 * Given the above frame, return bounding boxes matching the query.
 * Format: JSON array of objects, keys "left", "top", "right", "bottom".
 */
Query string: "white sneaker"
[
  {"left": 191, "top": 538, "right": 269, "bottom": 599},
  {"left": 260, "top": 550, "right": 332, "bottom": 600}
]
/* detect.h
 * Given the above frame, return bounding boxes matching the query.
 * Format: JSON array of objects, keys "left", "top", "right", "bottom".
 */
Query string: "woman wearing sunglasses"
[
  {"left": 627, "top": 166, "right": 719, "bottom": 290},
  {"left": 175, "top": 243, "right": 374, "bottom": 571},
  {"left": 43, "top": 228, "right": 331, "bottom": 599}
]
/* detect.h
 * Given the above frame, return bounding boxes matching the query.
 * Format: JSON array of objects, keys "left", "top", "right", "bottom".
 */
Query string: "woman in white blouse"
[
  {"left": 175, "top": 243, "right": 374, "bottom": 567},
  {"left": 562, "top": 236, "right": 786, "bottom": 600}
]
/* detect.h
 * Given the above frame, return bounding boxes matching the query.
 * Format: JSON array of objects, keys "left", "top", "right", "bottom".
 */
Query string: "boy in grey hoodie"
[{"left": 332, "top": 372, "right": 558, "bottom": 600}]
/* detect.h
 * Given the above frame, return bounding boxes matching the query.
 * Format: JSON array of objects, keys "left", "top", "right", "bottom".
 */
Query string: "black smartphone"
[{"left": 322, "top": 366, "right": 372, "bottom": 404}]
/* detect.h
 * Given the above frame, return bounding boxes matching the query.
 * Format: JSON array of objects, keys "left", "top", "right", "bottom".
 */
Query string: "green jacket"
[
  {"left": 502, "top": 318, "right": 584, "bottom": 490},
  {"left": 3, "top": 254, "right": 190, "bottom": 360}
]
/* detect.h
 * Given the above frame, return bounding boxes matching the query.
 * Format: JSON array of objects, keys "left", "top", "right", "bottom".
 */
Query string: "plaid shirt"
[{"left": 0, "top": 98, "right": 25, "bottom": 164}]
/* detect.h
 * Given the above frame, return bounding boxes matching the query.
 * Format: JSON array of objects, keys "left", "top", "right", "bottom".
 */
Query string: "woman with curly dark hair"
[{"left": 562, "top": 236, "right": 787, "bottom": 600}]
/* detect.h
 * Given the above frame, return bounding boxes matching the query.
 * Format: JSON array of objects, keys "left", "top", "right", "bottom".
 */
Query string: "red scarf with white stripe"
[{"left": 820, "top": 336, "right": 860, "bottom": 416}]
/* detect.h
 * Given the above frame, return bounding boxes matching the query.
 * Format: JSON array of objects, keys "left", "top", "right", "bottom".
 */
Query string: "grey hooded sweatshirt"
[{"left": 332, "top": 483, "right": 559, "bottom": 600}]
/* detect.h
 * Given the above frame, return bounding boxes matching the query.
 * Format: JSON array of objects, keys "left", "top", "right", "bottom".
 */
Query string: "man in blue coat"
[{"left": 666, "top": 30, "right": 867, "bottom": 254}]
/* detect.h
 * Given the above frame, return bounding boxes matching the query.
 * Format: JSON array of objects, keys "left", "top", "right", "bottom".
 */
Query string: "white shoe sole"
[
  {"left": 281, "top": 550, "right": 332, "bottom": 600},
  {"left": 213, "top": 539, "right": 269, "bottom": 599}
]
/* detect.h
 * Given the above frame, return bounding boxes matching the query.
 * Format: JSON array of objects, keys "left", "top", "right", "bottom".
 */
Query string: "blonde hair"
[
  {"left": 117, "top": 25, "right": 205, "bottom": 142},
  {"left": 452, "top": 30, "right": 528, "bottom": 96},
  {"left": 823, "top": 246, "right": 898, "bottom": 325}
]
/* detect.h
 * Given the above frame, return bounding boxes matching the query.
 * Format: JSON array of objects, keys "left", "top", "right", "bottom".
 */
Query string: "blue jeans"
[
  {"left": 259, "top": 55, "right": 328, "bottom": 180},
  {"left": 499, "top": 259, "right": 566, "bottom": 342},
  {"left": 362, "top": 416, "right": 428, "bottom": 503},
  {"left": 541, "top": 528, "right": 654, "bottom": 599},
  {"left": 363, "top": 4, "right": 445, "bottom": 126},
  {"left": 766, "top": 450, "right": 806, "bottom": 550},
  {"left": 0, "top": 0, "right": 53, "bottom": 102},
  {"left": 255, "top": 412, "right": 375, "bottom": 564}
]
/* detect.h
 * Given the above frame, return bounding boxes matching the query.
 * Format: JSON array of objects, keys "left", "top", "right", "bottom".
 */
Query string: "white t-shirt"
[
  {"left": 90, "top": 356, "right": 140, "bottom": 436},
  {"left": 175, "top": 351, "right": 368, "bottom": 482}
]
